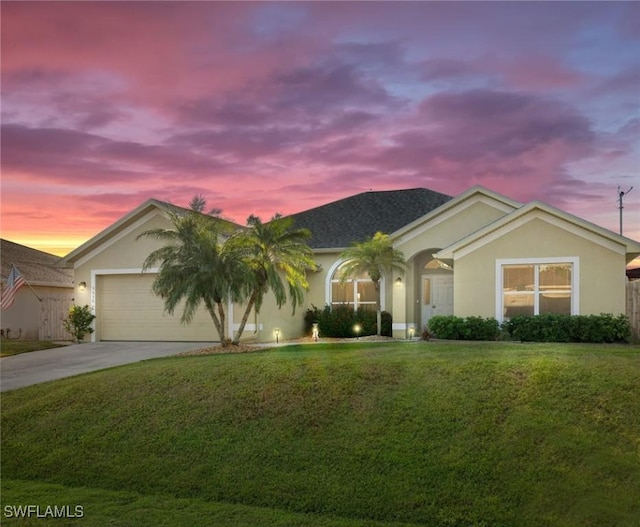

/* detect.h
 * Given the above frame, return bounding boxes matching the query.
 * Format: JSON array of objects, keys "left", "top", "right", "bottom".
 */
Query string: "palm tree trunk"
[
  {"left": 216, "top": 300, "right": 229, "bottom": 346},
  {"left": 233, "top": 289, "right": 259, "bottom": 345},
  {"left": 204, "top": 298, "right": 226, "bottom": 346}
]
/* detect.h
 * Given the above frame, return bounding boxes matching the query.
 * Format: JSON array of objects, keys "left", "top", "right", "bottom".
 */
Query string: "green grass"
[
  {"left": 0, "top": 340, "right": 67, "bottom": 357},
  {"left": 2, "top": 341, "right": 639, "bottom": 526}
]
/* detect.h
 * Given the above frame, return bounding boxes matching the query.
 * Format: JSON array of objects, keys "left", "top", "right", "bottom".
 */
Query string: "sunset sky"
[{"left": 1, "top": 1, "right": 639, "bottom": 259}]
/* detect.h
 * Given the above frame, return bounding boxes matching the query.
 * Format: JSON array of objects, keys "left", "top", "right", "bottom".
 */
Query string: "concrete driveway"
[{"left": 0, "top": 341, "right": 217, "bottom": 392}]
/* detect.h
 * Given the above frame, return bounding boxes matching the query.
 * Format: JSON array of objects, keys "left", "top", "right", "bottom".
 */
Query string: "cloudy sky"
[{"left": 2, "top": 1, "right": 639, "bottom": 257}]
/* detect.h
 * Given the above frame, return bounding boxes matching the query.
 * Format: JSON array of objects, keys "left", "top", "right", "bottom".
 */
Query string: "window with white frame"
[
  {"left": 498, "top": 258, "right": 578, "bottom": 320},
  {"left": 331, "top": 266, "right": 377, "bottom": 312}
]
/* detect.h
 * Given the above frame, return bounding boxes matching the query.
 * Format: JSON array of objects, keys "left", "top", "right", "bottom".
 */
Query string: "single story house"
[
  {"left": 60, "top": 186, "right": 640, "bottom": 343},
  {"left": 1, "top": 239, "right": 75, "bottom": 340}
]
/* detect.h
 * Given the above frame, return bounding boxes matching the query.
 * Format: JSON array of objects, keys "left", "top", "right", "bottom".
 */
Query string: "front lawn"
[
  {"left": 2, "top": 341, "right": 639, "bottom": 526},
  {"left": 0, "top": 340, "right": 67, "bottom": 357}
]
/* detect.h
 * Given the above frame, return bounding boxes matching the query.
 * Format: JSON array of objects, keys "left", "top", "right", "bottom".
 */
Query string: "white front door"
[{"left": 421, "top": 275, "right": 453, "bottom": 329}]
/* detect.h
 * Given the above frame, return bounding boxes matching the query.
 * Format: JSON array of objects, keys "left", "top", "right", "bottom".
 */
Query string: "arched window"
[{"left": 330, "top": 264, "right": 377, "bottom": 312}]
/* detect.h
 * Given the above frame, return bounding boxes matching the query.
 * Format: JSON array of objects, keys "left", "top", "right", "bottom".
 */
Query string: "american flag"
[{"left": 1, "top": 265, "right": 26, "bottom": 310}]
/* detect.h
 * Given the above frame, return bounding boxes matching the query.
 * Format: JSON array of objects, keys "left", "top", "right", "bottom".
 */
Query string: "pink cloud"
[
  {"left": 1, "top": 2, "right": 638, "bottom": 254},
  {"left": 495, "top": 55, "right": 588, "bottom": 91}
]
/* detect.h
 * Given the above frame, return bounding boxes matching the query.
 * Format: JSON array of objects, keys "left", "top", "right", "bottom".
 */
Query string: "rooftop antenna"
[{"left": 618, "top": 186, "right": 633, "bottom": 235}]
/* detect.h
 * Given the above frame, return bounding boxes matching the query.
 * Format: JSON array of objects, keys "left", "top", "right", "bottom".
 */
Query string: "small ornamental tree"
[{"left": 63, "top": 304, "right": 96, "bottom": 343}]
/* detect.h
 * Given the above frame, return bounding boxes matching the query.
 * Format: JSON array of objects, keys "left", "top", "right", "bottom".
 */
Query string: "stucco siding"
[
  {"left": 74, "top": 211, "right": 171, "bottom": 280},
  {"left": 74, "top": 211, "right": 242, "bottom": 342},
  {"left": 245, "top": 252, "right": 337, "bottom": 341},
  {"left": 64, "top": 190, "right": 635, "bottom": 343},
  {"left": 398, "top": 200, "right": 510, "bottom": 259},
  {"left": 454, "top": 217, "right": 627, "bottom": 318}
]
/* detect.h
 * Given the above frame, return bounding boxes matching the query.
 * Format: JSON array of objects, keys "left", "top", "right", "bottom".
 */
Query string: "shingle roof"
[
  {"left": 1, "top": 239, "right": 74, "bottom": 287},
  {"left": 288, "top": 188, "right": 453, "bottom": 249}
]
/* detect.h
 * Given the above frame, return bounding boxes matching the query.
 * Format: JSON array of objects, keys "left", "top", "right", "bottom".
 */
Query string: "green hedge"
[
  {"left": 428, "top": 315, "right": 500, "bottom": 341},
  {"left": 427, "top": 313, "right": 631, "bottom": 343},
  {"left": 505, "top": 313, "right": 631, "bottom": 343},
  {"left": 304, "top": 305, "right": 392, "bottom": 338}
]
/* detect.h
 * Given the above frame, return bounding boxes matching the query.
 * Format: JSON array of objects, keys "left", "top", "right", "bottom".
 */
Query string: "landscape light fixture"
[
  {"left": 274, "top": 328, "right": 281, "bottom": 344},
  {"left": 353, "top": 324, "right": 361, "bottom": 340},
  {"left": 408, "top": 326, "right": 415, "bottom": 340}
]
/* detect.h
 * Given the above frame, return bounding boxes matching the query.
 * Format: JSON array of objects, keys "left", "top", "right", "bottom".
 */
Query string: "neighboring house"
[
  {"left": 627, "top": 268, "right": 640, "bottom": 281},
  {"left": 1, "top": 239, "right": 75, "bottom": 340},
  {"left": 60, "top": 186, "right": 640, "bottom": 343}
]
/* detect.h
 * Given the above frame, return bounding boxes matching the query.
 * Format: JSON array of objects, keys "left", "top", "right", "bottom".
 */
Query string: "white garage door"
[{"left": 98, "top": 274, "right": 218, "bottom": 341}]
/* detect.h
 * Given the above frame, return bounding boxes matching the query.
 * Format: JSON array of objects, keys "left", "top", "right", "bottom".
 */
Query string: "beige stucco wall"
[
  {"left": 248, "top": 252, "right": 339, "bottom": 342},
  {"left": 71, "top": 195, "right": 629, "bottom": 343},
  {"left": 393, "top": 198, "right": 513, "bottom": 335},
  {"left": 256, "top": 198, "right": 515, "bottom": 340},
  {"left": 453, "top": 216, "right": 628, "bottom": 319},
  {"left": 252, "top": 249, "right": 407, "bottom": 341},
  {"left": 73, "top": 211, "right": 167, "bottom": 340},
  {"left": 72, "top": 209, "right": 330, "bottom": 342},
  {"left": 73, "top": 210, "right": 242, "bottom": 341},
  {"left": 397, "top": 200, "right": 512, "bottom": 260}
]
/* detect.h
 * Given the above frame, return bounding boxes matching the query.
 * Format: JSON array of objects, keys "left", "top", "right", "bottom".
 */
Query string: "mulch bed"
[
  {"left": 178, "top": 335, "right": 398, "bottom": 356},
  {"left": 179, "top": 343, "right": 263, "bottom": 356}
]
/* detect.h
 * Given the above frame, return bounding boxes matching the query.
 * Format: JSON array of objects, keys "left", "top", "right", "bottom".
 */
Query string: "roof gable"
[
  {"left": 61, "top": 199, "right": 242, "bottom": 266},
  {"left": 436, "top": 200, "right": 640, "bottom": 260},
  {"left": 288, "top": 188, "right": 453, "bottom": 249},
  {"left": 1, "top": 239, "right": 73, "bottom": 287},
  {"left": 61, "top": 199, "right": 171, "bottom": 265},
  {"left": 392, "top": 185, "right": 521, "bottom": 244}
]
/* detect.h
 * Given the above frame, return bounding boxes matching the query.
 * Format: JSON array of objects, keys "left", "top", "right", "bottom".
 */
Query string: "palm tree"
[
  {"left": 229, "top": 214, "right": 317, "bottom": 345},
  {"left": 339, "top": 232, "right": 406, "bottom": 336},
  {"left": 137, "top": 199, "right": 248, "bottom": 347}
]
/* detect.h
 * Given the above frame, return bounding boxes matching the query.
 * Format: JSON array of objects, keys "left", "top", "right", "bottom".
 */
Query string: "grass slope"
[
  {"left": 0, "top": 340, "right": 66, "bottom": 357},
  {"left": 2, "top": 341, "right": 639, "bottom": 526}
]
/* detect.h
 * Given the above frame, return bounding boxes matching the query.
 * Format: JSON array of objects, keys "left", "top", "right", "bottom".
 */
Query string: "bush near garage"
[{"left": 63, "top": 305, "right": 96, "bottom": 343}]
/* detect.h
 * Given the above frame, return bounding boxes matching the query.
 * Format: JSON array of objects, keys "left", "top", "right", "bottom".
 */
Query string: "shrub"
[
  {"left": 428, "top": 315, "right": 500, "bottom": 341},
  {"left": 428, "top": 315, "right": 463, "bottom": 340},
  {"left": 304, "top": 305, "right": 392, "bottom": 338},
  {"left": 505, "top": 314, "right": 573, "bottom": 343},
  {"left": 462, "top": 316, "right": 501, "bottom": 341},
  {"left": 63, "top": 305, "right": 96, "bottom": 343},
  {"left": 505, "top": 313, "right": 631, "bottom": 343}
]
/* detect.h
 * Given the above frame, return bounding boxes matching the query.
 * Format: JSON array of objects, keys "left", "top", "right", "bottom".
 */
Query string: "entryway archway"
[{"left": 412, "top": 249, "right": 453, "bottom": 331}]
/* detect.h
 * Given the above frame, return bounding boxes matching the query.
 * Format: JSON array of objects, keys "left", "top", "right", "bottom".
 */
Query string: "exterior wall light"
[
  {"left": 78, "top": 282, "right": 87, "bottom": 291},
  {"left": 395, "top": 277, "right": 403, "bottom": 287}
]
